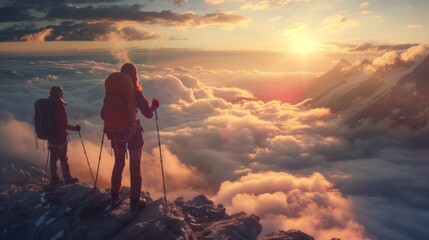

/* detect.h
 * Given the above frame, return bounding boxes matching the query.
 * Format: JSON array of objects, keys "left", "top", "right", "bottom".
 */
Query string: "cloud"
[
  {"left": 44, "top": 5, "right": 249, "bottom": 29},
  {"left": 400, "top": 43, "right": 428, "bottom": 62},
  {"left": 214, "top": 171, "right": 370, "bottom": 239},
  {"left": 3, "top": 0, "right": 122, "bottom": 11},
  {"left": 282, "top": 22, "right": 308, "bottom": 35},
  {"left": 360, "top": 2, "right": 369, "bottom": 8},
  {"left": 211, "top": 86, "right": 254, "bottom": 102},
  {"left": 324, "top": 42, "right": 419, "bottom": 53},
  {"left": 1, "top": 21, "right": 163, "bottom": 42},
  {"left": 372, "top": 16, "right": 384, "bottom": 23},
  {"left": 26, "top": 75, "right": 59, "bottom": 84},
  {"left": 358, "top": 10, "right": 371, "bottom": 15},
  {"left": 1, "top": 49, "right": 429, "bottom": 239},
  {"left": 173, "top": 0, "right": 188, "bottom": 5},
  {"left": 266, "top": 16, "right": 283, "bottom": 22},
  {"left": 0, "top": 5, "right": 35, "bottom": 22},
  {"left": 372, "top": 51, "right": 401, "bottom": 67},
  {"left": 138, "top": 62, "right": 319, "bottom": 103},
  {"left": 0, "top": 3, "right": 249, "bottom": 42},
  {"left": 271, "top": 0, "right": 309, "bottom": 6},
  {"left": 241, "top": 1, "right": 270, "bottom": 10},
  {"left": 205, "top": 0, "right": 226, "bottom": 5},
  {"left": 169, "top": 36, "right": 190, "bottom": 40},
  {"left": 207, "top": 0, "right": 308, "bottom": 8},
  {"left": 20, "top": 28, "right": 53, "bottom": 42},
  {"left": 407, "top": 24, "right": 423, "bottom": 29},
  {"left": 370, "top": 44, "right": 427, "bottom": 68},
  {"left": 0, "top": 116, "right": 47, "bottom": 164},
  {"left": 319, "top": 15, "right": 359, "bottom": 33}
]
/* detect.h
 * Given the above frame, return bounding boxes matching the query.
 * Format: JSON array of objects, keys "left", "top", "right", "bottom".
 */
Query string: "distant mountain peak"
[
  {"left": 338, "top": 58, "right": 351, "bottom": 67},
  {"left": 305, "top": 52, "right": 429, "bottom": 130},
  {"left": 360, "top": 59, "right": 371, "bottom": 66}
]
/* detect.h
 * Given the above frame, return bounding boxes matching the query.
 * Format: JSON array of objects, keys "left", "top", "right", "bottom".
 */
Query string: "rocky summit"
[{"left": 0, "top": 163, "right": 314, "bottom": 240}]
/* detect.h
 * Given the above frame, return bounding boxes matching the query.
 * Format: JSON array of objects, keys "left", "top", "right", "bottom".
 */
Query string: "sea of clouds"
[{"left": 1, "top": 50, "right": 429, "bottom": 240}]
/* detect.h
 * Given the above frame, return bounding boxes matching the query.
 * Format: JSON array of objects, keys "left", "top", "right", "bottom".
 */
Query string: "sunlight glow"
[{"left": 289, "top": 35, "right": 318, "bottom": 54}]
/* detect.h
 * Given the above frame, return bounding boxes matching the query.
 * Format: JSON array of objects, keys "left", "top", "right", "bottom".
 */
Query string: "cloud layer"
[
  {"left": 215, "top": 171, "right": 369, "bottom": 239},
  {"left": 1, "top": 48, "right": 429, "bottom": 239}
]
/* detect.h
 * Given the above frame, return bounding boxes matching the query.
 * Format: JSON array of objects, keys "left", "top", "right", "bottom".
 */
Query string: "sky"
[
  {"left": 1, "top": 1, "right": 429, "bottom": 240},
  {"left": 0, "top": 0, "right": 428, "bottom": 53}
]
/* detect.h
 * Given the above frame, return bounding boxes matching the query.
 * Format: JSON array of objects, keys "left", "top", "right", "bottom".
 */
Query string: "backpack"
[
  {"left": 34, "top": 98, "right": 54, "bottom": 140},
  {"left": 101, "top": 72, "right": 137, "bottom": 142}
]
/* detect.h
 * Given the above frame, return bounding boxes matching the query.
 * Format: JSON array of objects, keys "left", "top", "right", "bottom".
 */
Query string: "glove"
[
  {"left": 75, "top": 124, "right": 81, "bottom": 132},
  {"left": 152, "top": 98, "right": 160, "bottom": 109}
]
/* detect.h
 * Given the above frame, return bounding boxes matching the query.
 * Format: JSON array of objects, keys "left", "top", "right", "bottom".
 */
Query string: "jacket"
[{"left": 48, "top": 96, "right": 76, "bottom": 145}]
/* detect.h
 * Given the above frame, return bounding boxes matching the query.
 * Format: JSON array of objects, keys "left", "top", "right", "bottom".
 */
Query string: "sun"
[{"left": 289, "top": 35, "right": 318, "bottom": 54}]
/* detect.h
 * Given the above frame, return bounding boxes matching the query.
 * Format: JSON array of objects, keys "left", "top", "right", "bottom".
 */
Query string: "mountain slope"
[
  {"left": 0, "top": 162, "right": 315, "bottom": 240},
  {"left": 306, "top": 53, "right": 429, "bottom": 130},
  {"left": 350, "top": 55, "right": 429, "bottom": 129}
]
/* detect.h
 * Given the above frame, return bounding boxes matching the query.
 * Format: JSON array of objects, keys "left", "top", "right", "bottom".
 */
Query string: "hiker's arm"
[
  {"left": 67, "top": 124, "right": 80, "bottom": 131},
  {"left": 136, "top": 92, "right": 154, "bottom": 119}
]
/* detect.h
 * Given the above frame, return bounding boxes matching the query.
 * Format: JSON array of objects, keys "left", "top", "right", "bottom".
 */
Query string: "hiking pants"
[
  {"left": 111, "top": 129, "right": 144, "bottom": 199},
  {"left": 49, "top": 143, "right": 72, "bottom": 180},
  {"left": 111, "top": 147, "right": 142, "bottom": 199}
]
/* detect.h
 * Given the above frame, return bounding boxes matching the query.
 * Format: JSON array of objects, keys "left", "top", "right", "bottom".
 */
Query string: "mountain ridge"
[
  {"left": 0, "top": 162, "right": 315, "bottom": 240},
  {"left": 305, "top": 52, "right": 429, "bottom": 130}
]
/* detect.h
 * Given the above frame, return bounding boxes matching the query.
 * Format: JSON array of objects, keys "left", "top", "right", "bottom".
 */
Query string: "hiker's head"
[
  {"left": 50, "top": 86, "right": 64, "bottom": 99},
  {"left": 121, "top": 63, "right": 142, "bottom": 91}
]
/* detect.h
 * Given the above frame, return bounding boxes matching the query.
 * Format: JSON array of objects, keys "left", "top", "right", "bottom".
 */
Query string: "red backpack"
[{"left": 101, "top": 72, "right": 137, "bottom": 141}]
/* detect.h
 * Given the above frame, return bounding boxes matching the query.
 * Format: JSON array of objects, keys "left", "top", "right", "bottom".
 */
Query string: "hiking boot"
[
  {"left": 65, "top": 177, "right": 79, "bottom": 185},
  {"left": 51, "top": 177, "right": 61, "bottom": 184},
  {"left": 130, "top": 197, "right": 147, "bottom": 211},
  {"left": 111, "top": 193, "right": 120, "bottom": 207}
]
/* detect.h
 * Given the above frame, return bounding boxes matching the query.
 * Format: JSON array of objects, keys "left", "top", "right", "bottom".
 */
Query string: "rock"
[
  {"left": 201, "top": 213, "right": 262, "bottom": 240},
  {"left": 187, "top": 194, "right": 214, "bottom": 207},
  {"left": 0, "top": 165, "right": 314, "bottom": 240},
  {"left": 111, "top": 198, "right": 194, "bottom": 240},
  {"left": 258, "top": 229, "right": 315, "bottom": 240},
  {"left": 0, "top": 163, "right": 45, "bottom": 185}
]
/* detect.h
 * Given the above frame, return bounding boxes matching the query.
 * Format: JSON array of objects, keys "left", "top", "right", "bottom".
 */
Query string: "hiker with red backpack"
[
  {"left": 101, "top": 63, "right": 159, "bottom": 211},
  {"left": 48, "top": 86, "right": 80, "bottom": 184}
]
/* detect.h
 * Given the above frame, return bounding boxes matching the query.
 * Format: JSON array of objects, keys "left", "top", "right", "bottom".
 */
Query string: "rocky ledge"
[{"left": 0, "top": 163, "right": 314, "bottom": 240}]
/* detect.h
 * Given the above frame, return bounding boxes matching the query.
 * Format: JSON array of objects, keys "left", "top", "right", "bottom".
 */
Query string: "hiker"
[
  {"left": 48, "top": 86, "right": 80, "bottom": 184},
  {"left": 107, "top": 63, "right": 159, "bottom": 211}
]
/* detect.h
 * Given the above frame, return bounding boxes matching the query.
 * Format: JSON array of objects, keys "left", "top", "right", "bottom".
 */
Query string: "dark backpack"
[{"left": 34, "top": 98, "right": 54, "bottom": 140}]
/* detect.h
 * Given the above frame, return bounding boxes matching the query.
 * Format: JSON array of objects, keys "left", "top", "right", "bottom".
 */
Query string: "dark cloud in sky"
[
  {"left": 45, "top": 4, "right": 145, "bottom": 22},
  {"left": 0, "top": 6, "right": 35, "bottom": 22},
  {"left": 0, "top": 21, "right": 162, "bottom": 42},
  {"left": 0, "top": 1, "right": 248, "bottom": 42},
  {"left": 44, "top": 5, "right": 248, "bottom": 27},
  {"left": 2, "top": 0, "right": 121, "bottom": 10},
  {"left": 0, "top": 24, "right": 37, "bottom": 41}
]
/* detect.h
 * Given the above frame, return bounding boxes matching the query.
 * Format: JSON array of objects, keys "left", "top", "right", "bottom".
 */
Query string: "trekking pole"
[
  {"left": 92, "top": 132, "right": 105, "bottom": 203},
  {"left": 155, "top": 109, "right": 168, "bottom": 213},
  {"left": 78, "top": 131, "right": 95, "bottom": 185},
  {"left": 44, "top": 148, "right": 50, "bottom": 182}
]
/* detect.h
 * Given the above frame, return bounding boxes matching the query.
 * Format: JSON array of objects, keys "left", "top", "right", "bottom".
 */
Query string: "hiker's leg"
[
  {"left": 129, "top": 147, "right": 142, "bottom": 199},
  {"left": 111, "top": 145, "right": 126, "bottom": 195},
  {"left": 128, "top": 131, "right": 144, "bottom": 199},
  {"left": 49, "top": 146, "right": 60, "bottom": 179},
  {"left": 58, "top": 143, "right": 72, "bottom": 180}
]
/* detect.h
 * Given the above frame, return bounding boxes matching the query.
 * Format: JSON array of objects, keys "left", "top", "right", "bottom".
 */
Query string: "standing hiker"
[
  {"left": 102, "top": 63, "right": 159, "bottom": 211},
  {"left": 48, "top": 86, "right": 80, "bottom": 184}
]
